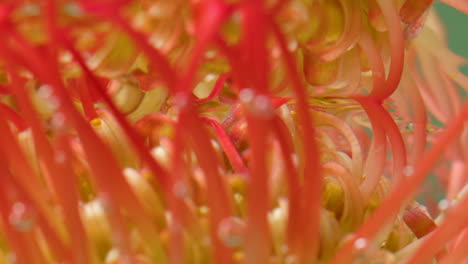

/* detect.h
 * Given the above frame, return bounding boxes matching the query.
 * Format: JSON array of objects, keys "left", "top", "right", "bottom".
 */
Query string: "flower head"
[{"left": 0, "top": 0, "right": 466, "bottom": 264}]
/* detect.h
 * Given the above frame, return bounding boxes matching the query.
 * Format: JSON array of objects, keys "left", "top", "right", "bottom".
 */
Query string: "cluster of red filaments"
[{"left": 0, "top": 0, "right": 467, "bottom": 264}]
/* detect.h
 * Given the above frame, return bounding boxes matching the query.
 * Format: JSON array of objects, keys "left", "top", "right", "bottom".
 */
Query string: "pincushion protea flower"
[{"left": 0, "top": 0, "right": 466, "bottom": 263}]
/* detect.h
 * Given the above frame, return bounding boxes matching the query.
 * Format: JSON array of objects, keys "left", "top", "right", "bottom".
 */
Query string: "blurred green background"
[
  {"left": 417, "top": 2, "right": 467, "bottom": 210},
  {"left": 435, "top": 1, "right": 468, "bottom": 74}
]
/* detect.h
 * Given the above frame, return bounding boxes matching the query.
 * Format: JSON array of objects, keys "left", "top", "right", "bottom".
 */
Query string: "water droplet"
[
  {"left": 217, "top": 217, "right": 245, "bottom": 248},
  {"left": 198, "top": 206, "right": 209, "bottom": 216},
  {"left": 51, "top": 112, "right": 65, "bottom": 129},
  {"left": 406, "top": 122, "right": 414, "bottom": 131},
  {"left": 204, "top": 73, "right": 217, "bottom": 82},
  {"left": 288, "top": 41, "right": 298, "bottom": 51},
  {"left": 37, "top": 85, "right": 52, "bottom": 99},
  {"left": 438, "top": 199, "right": 450, "bottom": 211},
  {"left": 37, "top": 85, "right": 61, "bottom": 111},
  {"left": 291, "top": 154, "right": 299, "bottom": 166},
  {"left": 99, "top": 193, "right": 115, "bottom": 215},
  {"left": 239, "top": 88, "right": 254, "bottom": 103},
  {"left": 153, "top": 38, "right": 165, "bottom": 49},
  {"left": 268, "top": 207, "right": 285, "bottom": 222},
  {"left": 150, "top": 146, "right": 169, "bottom": 167},
  {"left": 233, "top": 193, "right": 243, "bottom": 204},
  {"left": 204, "top": 50, "right": 217, "bottom": 59},
  {"left": 210, "top": 139, "right": 220, "bottom": 151},
  {"left": 105, "top": 248, "right": 119, "bottom": 263},
  {"left": 172, "top": 181, "right": 191, "bottom": 199},
  {"left": 9, "top": 202, "right": 36, "bottom": 232},
  {"left": 353, "top": 237, "right": 368, "bottom": 250},
  {"left": 241, "top": 93, "right": 273, "bottom": 119},
  {"left": 403, "top": 165, "right": 414, "bottom": 177}
]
